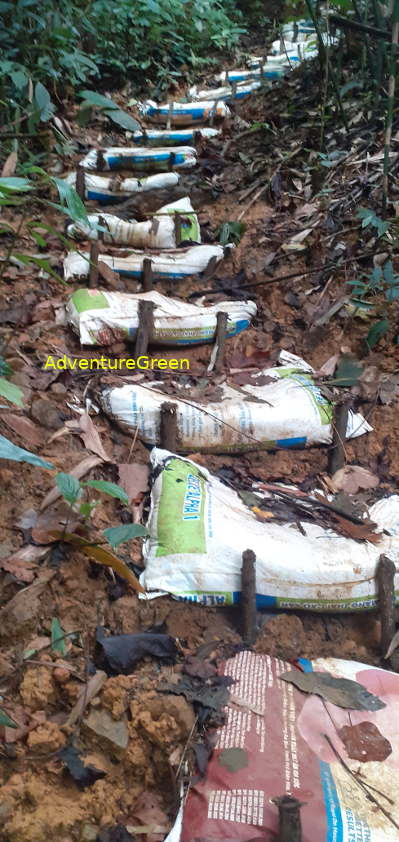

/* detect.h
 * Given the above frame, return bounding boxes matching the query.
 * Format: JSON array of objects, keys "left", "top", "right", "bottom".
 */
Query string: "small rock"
[
  {"left": 53, "top": 666, "right": 70, "bottom": 685},
  {"left": 0, "top": 798, "right": 13, "bottom": 826},
  {"left": 80, "top": 822, "right": 99, "bottom": 841},
  {"left": 84, "top": 709, "right": 129, "bottom": 752},
  {"left": 19, "top": 666, "right": 58, "bottom": 711},
  {"left": 30, "top": 399, "right": 64, "bottom": 431},
  {"left": 27, "top": 721, "right": 66, "bottom": 753}
]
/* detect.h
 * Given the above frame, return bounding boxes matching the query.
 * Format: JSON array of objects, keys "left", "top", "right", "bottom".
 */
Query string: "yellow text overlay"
[{"left": 43, "top": 355, "right": 190, "bottom": 371}]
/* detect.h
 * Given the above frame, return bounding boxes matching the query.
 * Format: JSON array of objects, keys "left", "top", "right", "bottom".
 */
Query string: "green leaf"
[
  {"left": 104, "top": 523, "right": 148, "bottom": 549},
  {"left": 84, "top": 480, "right": 129, "bottom": 505},
  {"left": 0, "top": 356, "right": 12, "bottom": 377},
  {"left": 79, "top": 89, "right": 119, "bottom": 110},
  {"left": 79, "top": 500, "right": 98, "bottom": 519},
  {"left": 55, "top": 472, "right": 82, "bottom": 505},
  {"left": 51, "top": 617, "right": 66, "bottom": 655},
  {"left": 0, "top": 708, "right": 17, "bottom": 729},
  {"left": 34, "top": 81, "right": 55, "bottom": 122},
  {"left": 106, "top": 108, "right": 140, "bottom": 131},
  {"left": 366, "top": 319, "right": 390, "bottom": 350},
  {"left": 0, "top": 177, "right": 32, "bottom": 193},
  {"left": 0, "top": 377, "right": 24, "bottom": 407},
  {"left": 0, "top": 434, "right": 53, "bottom": 468},
  {"left": 52, "top": 177, "right": 88, "bottom": 224},
  {"left": 331, "top": 355, "right": 363, "bottom": 387}
]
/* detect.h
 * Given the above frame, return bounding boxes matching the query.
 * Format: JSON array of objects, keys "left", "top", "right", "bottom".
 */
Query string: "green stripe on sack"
[{"left": 155, "top": 458, "right": 206, "bottom": 557}]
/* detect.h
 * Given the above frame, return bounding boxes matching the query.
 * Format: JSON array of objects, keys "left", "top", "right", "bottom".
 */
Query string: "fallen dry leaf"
[
  {"left": 118, "top": 463, "right": 149, "bottom": 505},
  {"left": 330, "top": 466, "right": 379, "bottom": 495},
  {"left": 0, "top": 544, "right": 50, "bottom": 583},
  {"left": 282, "top": 227, "right": 312, "bottom": 252},
  {"left": 338, "top": 721, "right": 392, "bottom": 762},
  {"left": 330, "top": 513, "right": 381, "bottom": 543},
  {"left": 50, "top": 531, "right": 145, "bottom": 592},
  {"left": 1, "top": 414, "right": 45, "bottom": 448},
  {"left": 1, "top": 151, "right": 18, "bottom": 177},
  {"left": 280, "top": 670, "right": 385, "bottom": 710},
  {"left": 129, "top": 791, "right": 170, "bottom": 842},
  {"left": 79, "top": 413, "right": 111, "bottom": 461}
]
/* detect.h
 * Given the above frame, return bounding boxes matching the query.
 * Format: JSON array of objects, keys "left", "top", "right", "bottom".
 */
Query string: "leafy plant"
[
  {"left": 356, "top": 207, "right": 389, "bottom": 238},
  {"left": 78, "top": 90, "right": 140, "bottom": 132},
  {"left": 217, "top": 220, "right": 246, "bottom": 245}
]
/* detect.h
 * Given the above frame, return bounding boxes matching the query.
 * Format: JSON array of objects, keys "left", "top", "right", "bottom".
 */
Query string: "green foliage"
[
  {"left": 217, "top": 221, "right": 246, "bottom": 245},
  {"left": 79, "top": 90, "right": 140, "bottom": 132},
  {"left": 56, "top": 472, "right": 83, "bottom": 505},
  {"left": 356, "top": 207, "right": 389, "bottom": 238},
  {"left": 0, "top": 0, "right": 246, "bottom": 127},
  {"left": 51, "top": 617, "right": 66, "bottom": 655},
  {"left": 104, "top": 523, "right": 148, "bottom": 549},
  {"left": 349, "top": 260, "right": 399, "bottom": 301},
  {"left": 84, "top": 480, "right": 129, "bottom": 505},
  {"left": 0, "top": 708, "right": 17, "bottom": 729},
  {"left": 366, "top": 319, "right": 390, "bottom": 350},
  {"left": 0, "top": 434, "right": 53, "bottom": 468}
]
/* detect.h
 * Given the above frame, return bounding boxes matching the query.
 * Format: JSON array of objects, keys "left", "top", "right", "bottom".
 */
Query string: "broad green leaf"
[
  {"left": 331, "top": 355, "right": 363, "bottom": 387},
  {"left": 79, "top": 89, "right": 119, "bottom": 110},
  {"left": 104, "top": 523, "right": 148, "bottom": 549},
  {"left": 0, "top": 377, "right": 24, "bottom": 407},
  {"left": 0, "top": 434, "right": 53, "bottom": 468},
  {"left": 106, "top": 108, "right": 140, "bottom": 131},
  {"left": 55, "top": 472, "right": 82, "bottom": 505},
  {"left": 0, "top": 177, "right": 32, "bottom": 193},
  {"left": 51, "top": 617, "right": 66, "bottom": 655},
  {"left": 34, "top": 81, "right": 55, "bottom": 121},
  {"left": 366, "top": 319, "right": 390, "bottom": 350},
  {"left": 0, "top": 357, "right": 12, "bottom": 377},
  {"left": 84, "top": 480, "right": 129, "bottom": 505},
  {"left": 52, "top": 177, "right": 88, "bottom": 224},
  {"left": 0, "top": 708, "right": 17, "bottom": 729}
]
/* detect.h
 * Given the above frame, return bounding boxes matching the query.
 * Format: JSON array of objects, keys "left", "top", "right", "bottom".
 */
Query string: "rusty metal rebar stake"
[
  {"left": 241, "top": 549, "right": 257, "bottom": 645},
  {"left": 272, "top": 794, "right": 304, "bottom": 842},
  {"left": 160, "top": 402, "right": 178, "bottom": 451},
  {"left": 134, "top": 300, "right": 154, "bottom": 357}
]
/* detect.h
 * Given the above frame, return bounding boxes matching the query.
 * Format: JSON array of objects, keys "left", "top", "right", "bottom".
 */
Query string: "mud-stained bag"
[
  {"left": 66, "top": 197, "right": 200, "bottom": 248},
  {"left": 79, "top": 145, "right": 197, "bottom": 172},
  {"left": 66, "top": 289, "right": 255, "bottom": 346},
  {"left": 139, "top": 99, "right": 231, "bottom": 126},
  {"left": 64, "top": 171, "right": 180, "bottom": 203},
  {"left": 132, "top": 127, "right": 220, "bottom": 145},
  {"left": 63, "top": 243, "right": 226, "bottom": 283},
  {"left": 141, "top": 448, "right": 398, "bottom": 612},
  {"left": 100, "top": 352, "right": 371, "bottom": 452}
]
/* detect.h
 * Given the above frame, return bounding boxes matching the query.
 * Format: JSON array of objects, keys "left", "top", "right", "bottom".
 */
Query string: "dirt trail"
[{"left": 0, "top": 32, "right": 398, "bottom": 842}]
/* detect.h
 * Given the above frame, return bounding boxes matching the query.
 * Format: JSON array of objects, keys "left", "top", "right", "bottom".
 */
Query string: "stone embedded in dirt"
[
  {"left": 27, "top": 722, "right": 66, "bottom": 753},
  {"left": 19, "top": 666, "right": 58, "bottom": 711},
  {"left": 30, "top": 398, "right": 64, "bottom": 431},
  {"left": 84, "top": 709, "right": 129, "bottom": 752},
  {"left": 80, "top": 823, "right": 98, "bottom": 841}
]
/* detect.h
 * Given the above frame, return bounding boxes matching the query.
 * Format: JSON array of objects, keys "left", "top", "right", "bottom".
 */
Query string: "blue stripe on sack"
[
  {"left": 107, "top": 153, "right": 186, "bottom": 168},
  {"left": 275, "top": 436, "right": 307, "bottom": 448},
  {"left": 147, "top": 107, "right": 209, "bottom": 120},
  {"left": 232, "top": 592, "right": 278, "bottom": 607},
  {"left": 297, "top": 659, "right": 344, "bottom": 842},
  {"left": 263, "top": 69, "right": 285, "bottom": 78},
  {"left": 86, "top": 191, "right": 126, "bottom": 203}
]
